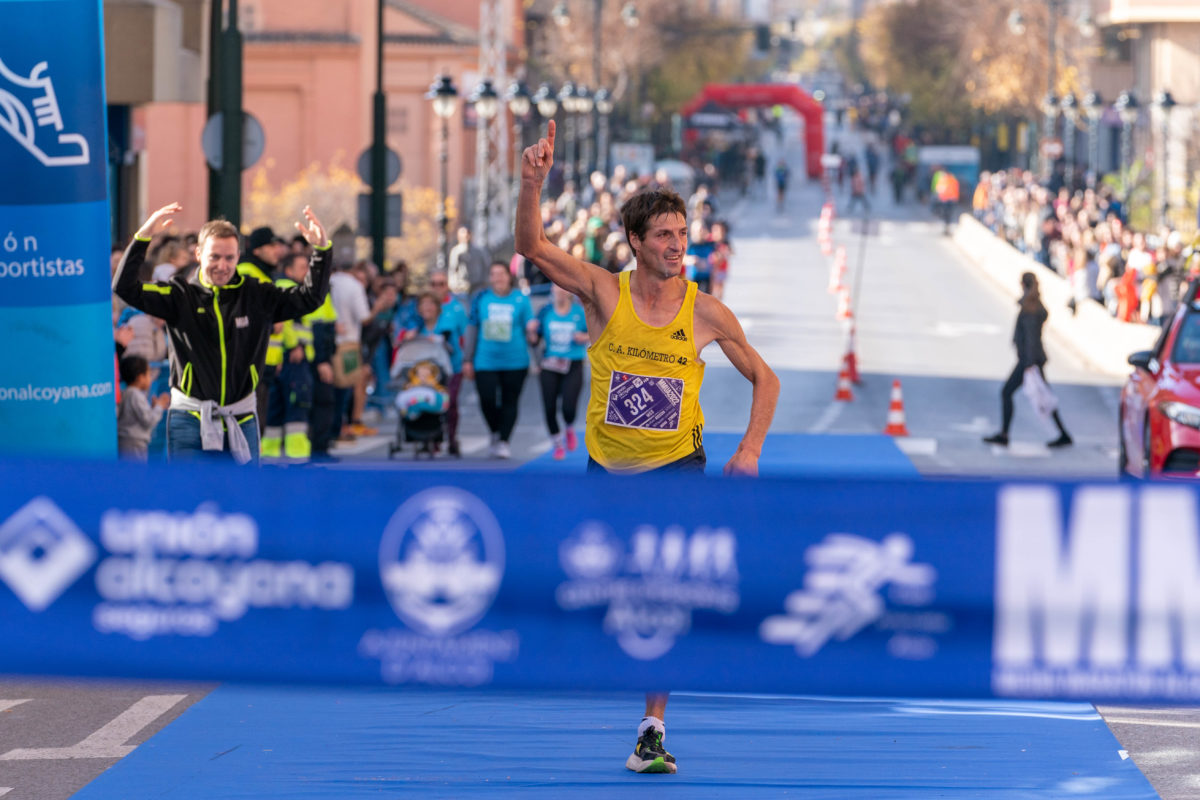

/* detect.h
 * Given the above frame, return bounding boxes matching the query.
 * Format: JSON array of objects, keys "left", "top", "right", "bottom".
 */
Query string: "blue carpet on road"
[
  {"left": 76, "top": 688, "right": 1155, "bottom": 799},
  {"left": 520, "top": 432, "right": 921, "bottom": 478}
]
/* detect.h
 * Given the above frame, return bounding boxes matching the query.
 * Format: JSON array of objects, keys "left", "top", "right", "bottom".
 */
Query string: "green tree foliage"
[
  {"left": 859, "top": 0, "right": 975, "bottom": 136},
  {"left": 642, "top": 21, "right": 754, "bottom": 121}
]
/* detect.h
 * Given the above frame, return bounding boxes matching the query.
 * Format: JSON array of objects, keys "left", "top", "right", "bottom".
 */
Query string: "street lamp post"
[
  {"left": 470, "top": 78, "right": 500, "bottom": 252},
  {"left": 551, "top": 1, "right": 639, "bottom": 179},
  {"left": 369, "top": 0, "right": 388, "bottom": 270},
  {"left": 1155, "top": 89, "right": 1177, "bottom": 227},
  {"left": 1041, "top": 92, "right": 1059, "bottom": 183},
  {"left": 1059, "top": 92, "right": 1077, "bottom": 189},
  {"left": 507, "top": 81, "right": 532, "bottom": 227},
  {"left": 1082, "top": 90, "right": 1103, "bottom": 187},
  {"left": 594, "top": 88, "right": 613, "bottom": 176},
  {"left": 557, "top": 82, "right": 578, "bottom": 185},
  {"left": 575, "top": 85, "right": 594, "bottom": 177},
  {"left": 427, "top": 75, "right": 459, "bottom": 271},
  {"left": 1114, "top": 90, "right": 1138, "bottom": 182}
]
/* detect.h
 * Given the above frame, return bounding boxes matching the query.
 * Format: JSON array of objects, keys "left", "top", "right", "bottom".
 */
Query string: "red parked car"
[{"left": 1120, "top": 294, "right": 1200, "bottom": 477}]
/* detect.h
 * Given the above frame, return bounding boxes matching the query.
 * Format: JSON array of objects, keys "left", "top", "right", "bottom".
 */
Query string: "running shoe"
[
  {"left": 564, "top": 428, "right": 578, "bottom": 452},
  {"left": 495, "top": 441, "right": 511, "bottom": 459},
  {"left": 625, "top": 727, "right": 677, "bottom": 774},
  {"left": 553, "top": 444, "right": 566, "bottom": 460},
  {"left": 348, "top": 422, "right": 378, "bottom": 437}
]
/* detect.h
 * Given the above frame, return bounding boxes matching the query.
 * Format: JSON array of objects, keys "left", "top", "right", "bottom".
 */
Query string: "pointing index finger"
[{"left": 547, "top": 120, "right": 556, "bottom": 149}]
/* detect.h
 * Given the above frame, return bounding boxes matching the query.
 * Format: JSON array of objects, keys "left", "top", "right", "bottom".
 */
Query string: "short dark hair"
[
  {"left": 119, "top": 354, "right": 150, "bottom": 386},
  {"left": 620, "top": 188, "right": 687, "bottom": 248},
  {"left": 197, "top": 219, "right": 239, "bottom": 249}
]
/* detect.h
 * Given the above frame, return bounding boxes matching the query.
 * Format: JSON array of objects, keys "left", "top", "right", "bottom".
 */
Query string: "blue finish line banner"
[
  {"left": 0, "top": 460, "right": 1197, "bottom": 703},
  {"left": 0, "top": 0, "right": 115, "bottom": 457}
]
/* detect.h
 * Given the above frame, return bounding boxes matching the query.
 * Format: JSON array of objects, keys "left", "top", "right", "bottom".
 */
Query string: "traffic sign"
[
  {"left": 201, "top": 112, "right": 266, "bottom": 171},
  {"left": 357, "top": 147, "right": 403, "bottom": 187}
]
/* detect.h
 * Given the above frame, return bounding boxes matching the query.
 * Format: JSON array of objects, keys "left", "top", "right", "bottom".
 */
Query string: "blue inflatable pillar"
[{"left": 0, "top": 0, "right": 116, "bottom": 457}]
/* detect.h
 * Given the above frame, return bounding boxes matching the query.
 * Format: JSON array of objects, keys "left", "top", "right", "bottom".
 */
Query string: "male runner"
[{"left": 515, "top": 121, "right": 779, "bottom": 774}]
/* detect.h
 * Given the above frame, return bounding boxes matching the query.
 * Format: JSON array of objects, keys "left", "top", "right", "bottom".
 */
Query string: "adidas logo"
[{"left": 670, "top": 329, "right": 688, "bottom": 342}]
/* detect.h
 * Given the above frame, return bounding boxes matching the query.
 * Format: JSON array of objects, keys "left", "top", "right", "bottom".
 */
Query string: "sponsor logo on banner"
[
  {"left": 359, "top": 487, "right": 518, "bottom": 686},
  {"left": 0, "top": 497, "right": 96, "bottom": 611},
  {"left": 556, "top": 522, "right": 739, "bottom": 660},
  {"left": 92, "top": 505, "right": 354, "bottom": 640},
  {"left": 0, "top": 499, "right": 355, "bottom": 639},
  {"left": 760, "top": 533, "right": 947, "bottom": 659},
  {"left": 993, "top": 485, "right": 1200, "bottom": 700}
]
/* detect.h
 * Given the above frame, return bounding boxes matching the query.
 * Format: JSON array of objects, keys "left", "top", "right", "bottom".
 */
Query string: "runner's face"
[
  {"left": 489, "top": 265, "right": 512, "bottom": 295},
  {"left": 632, "top": 213, "right": 687, "bottom": 279},
  {"left": 197, "top": 236, "right": 239, "bottom": 286}
]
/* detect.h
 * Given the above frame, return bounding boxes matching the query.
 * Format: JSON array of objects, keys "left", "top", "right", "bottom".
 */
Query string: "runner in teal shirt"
[
  {"left": 465, "top": 263, "right": 534, "bottom": 458},
  {"left": 529, "top": 283, "right": 589, "bottom": 459}
]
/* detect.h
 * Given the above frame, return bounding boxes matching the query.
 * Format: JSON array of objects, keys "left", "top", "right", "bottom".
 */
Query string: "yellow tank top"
[{"left": 586, "top": 271, "right": 705, "bottom": 473}]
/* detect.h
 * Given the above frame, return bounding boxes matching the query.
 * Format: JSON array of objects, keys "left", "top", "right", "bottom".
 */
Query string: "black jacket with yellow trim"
[{"left": 113, "top": 238, "right": 333, "bottom": 405}]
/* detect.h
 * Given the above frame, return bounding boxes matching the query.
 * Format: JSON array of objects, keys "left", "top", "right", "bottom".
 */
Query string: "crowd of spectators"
[
  {"left": 971, "top": 168, "right": 1197, "bottom": 326},
  {"left": 109, "top": 160, "right": 738, "bottom": 461}
]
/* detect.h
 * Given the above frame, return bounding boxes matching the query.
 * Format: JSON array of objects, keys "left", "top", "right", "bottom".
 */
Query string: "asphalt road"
[{"left": 1, "top": 117, "right": 1195, "bottom": 799}]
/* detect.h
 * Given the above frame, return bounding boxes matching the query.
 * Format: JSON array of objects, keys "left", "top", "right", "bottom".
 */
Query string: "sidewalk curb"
[{"left": 951, "top": 215, "right": 1160, "bottom": 378}]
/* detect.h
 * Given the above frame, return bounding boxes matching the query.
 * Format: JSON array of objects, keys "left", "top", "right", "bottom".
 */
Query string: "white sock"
[
  {"left": 638, "top": 716, "right": 665, "bottom": 741},
  {"left": 553, "top": 433, "right": 564, "bottom": 447}
]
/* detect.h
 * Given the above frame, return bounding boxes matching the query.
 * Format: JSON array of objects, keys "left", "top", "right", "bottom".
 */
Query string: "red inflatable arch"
[{"left": 681, "top": 84, "right": 824, "bottom": 179}]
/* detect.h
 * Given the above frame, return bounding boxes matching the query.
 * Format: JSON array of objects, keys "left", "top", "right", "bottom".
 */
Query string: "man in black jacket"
[{"left": 112, "top": 202, "right": 331, "bottom": 464}]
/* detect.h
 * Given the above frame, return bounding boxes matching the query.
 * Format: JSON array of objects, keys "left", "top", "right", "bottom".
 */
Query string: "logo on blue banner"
[
  {"left": 557, "top": 521, "right": 740, "bottom": 660},
  {"left": 0, "top": 496, "right": 96, "bottom": 611},
  {"left": 0, "top": 1, "right": 107, "bottom": 206},
  {"left": 994, "top": 485, "right": 1200, "bottom": 699},
  {"left": 360, "top": 488, "right": 519, "bottom": 686},
  {"left": 759, "top": 532, "right": 945, "bottom": 660},
  {"left": 378, "top": 487, "right": 504, "bottom": 636}
]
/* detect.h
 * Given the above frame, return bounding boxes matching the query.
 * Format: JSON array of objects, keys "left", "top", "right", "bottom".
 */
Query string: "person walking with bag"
[{"left": 984, "top": 271, "right": 1072, "bottom": 448}]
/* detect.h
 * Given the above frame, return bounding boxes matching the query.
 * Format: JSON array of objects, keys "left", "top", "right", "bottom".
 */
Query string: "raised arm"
[
  {"left": 700, "top": 296, "right": 780, "bottom": 476},
  {"left": 515, "top": 121, "right": 611, "bottom": 301},
  {"left": 273, "top": 206, "right": 333, "bottom": 320},
  {"left": 112, "top": 203, "right": 183, "bottom": 323}
]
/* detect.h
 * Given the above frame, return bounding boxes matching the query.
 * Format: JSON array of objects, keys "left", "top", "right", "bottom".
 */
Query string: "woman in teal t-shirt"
[
  {"left": 465, "top": 262, "right": 534, "bottom": 458},
  {"left": 527, "top": 283, "right": 588, "bottom": 460}
]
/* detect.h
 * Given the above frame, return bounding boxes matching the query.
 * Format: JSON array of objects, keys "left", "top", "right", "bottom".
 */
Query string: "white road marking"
[
  {"left": 0, "top": 787, "right": 11, "bottom": 796},
  {"left": 995, "top": 441, "right": 1050, "bottom": 458},
  {"left": 0, "top": 694, "right": 186, "bottom": 761},
  {"left": 0, "top": 700, "right": 29, "bottom": 713},
  {"left": 894, "top": 437, "right": 938, "bottom": 456},
  {"left": 1104, "top": 717, "right": 1200, "bottom": 730},
  {"left": 950, "top": 416, "right": 992, "bottom": 435},
  {"left": 932, "top": 321, "right": 1004, "bottom": 338},
  {"left": 808, "top": 402, "right": 844, "bottom": 433}
]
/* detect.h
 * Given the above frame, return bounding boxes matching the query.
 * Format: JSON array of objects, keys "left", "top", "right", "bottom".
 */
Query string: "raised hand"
[
  {"left": 295, "top": 205, "right": 329, "bottom": 248},
  {"left": 521, "top": 120, "right": 556, "bottom": 186},
  {"left": 135, "top": 202, "right": 182, "bottom": 240}
]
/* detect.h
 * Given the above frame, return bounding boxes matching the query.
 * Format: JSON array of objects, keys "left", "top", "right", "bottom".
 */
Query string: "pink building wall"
[{"left": 137, "top": 0, "right": 498, "bottom": 236}]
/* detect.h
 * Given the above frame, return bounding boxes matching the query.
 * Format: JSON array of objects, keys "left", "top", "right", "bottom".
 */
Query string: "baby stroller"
[{"left": 387, "top": 336, "right": 452, "bottom": 459}]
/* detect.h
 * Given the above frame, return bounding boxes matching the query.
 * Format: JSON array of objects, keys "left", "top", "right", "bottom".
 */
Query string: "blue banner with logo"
[
  {"left": 0, "top": 461, "right": 1198, "bottom": 703},
  {"left": 0, "top": 0, "right": 115, "bottom": 457}
]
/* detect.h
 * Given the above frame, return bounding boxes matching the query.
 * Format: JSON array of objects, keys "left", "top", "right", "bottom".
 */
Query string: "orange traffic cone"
[
  {"left": 821, "top": 202, "right": 835, "bottom": 222},
  {"left": 845, "top": 325, "right": 860, "bottom": 384},
  {"left": 834, "top": 355, "right": 855, "bottom": 401},
  {"left": 884, "top": 379, "right": 910, "bottom": 436},
  {"left": 827, "top": 255, "right": 845, "bottom": 294},
  {"left": 820, "top": 238, "right": 834, "bottom": 257},
  {"left": 836, "top": 285, "right": 854, "bottom": 321}
]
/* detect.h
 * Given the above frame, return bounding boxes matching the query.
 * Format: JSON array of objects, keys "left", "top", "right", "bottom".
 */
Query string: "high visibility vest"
[
  {"left": 274, "top": 278, "right": 315, "bottom": 362},
  {"left": 936, "top": 172, "right": 960, "bottom": 203}
]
